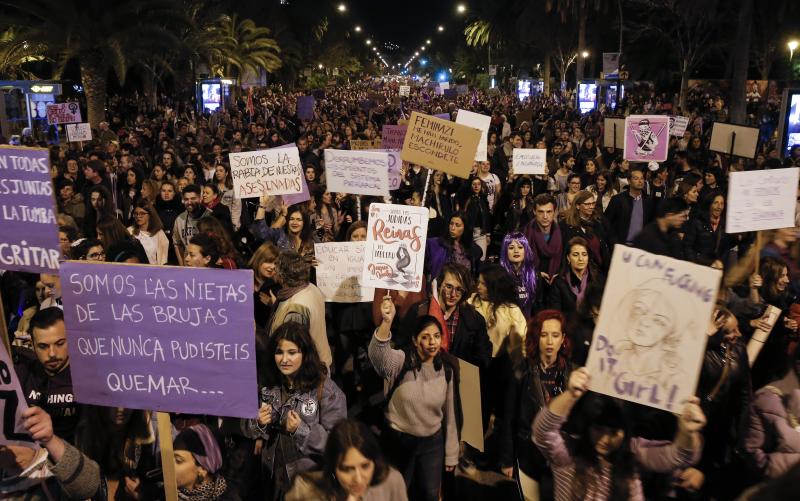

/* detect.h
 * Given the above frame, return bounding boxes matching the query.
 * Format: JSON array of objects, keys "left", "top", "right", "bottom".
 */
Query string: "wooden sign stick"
[
  {"left": 754, "top": 231, "right": 762, "bottom": 275},
  {"left": 157, "top": 412, "right": 179, "bottom": 501}
]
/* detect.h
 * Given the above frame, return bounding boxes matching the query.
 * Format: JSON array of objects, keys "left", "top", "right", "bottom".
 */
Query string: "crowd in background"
[{"left": 2, "top": 79, "right": 800, "bottom": 500}]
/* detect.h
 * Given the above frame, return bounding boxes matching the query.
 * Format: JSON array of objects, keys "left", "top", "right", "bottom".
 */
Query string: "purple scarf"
[
  {"left": 529, "top": 224, "right": 563, "bottom": 277},
  {"left": 568, "top": 270, "right": 589, "bottom": 307}
]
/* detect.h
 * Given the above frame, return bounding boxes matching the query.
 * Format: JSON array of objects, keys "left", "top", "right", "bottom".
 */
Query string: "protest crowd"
[{"left": 4, "top": 78, "right": 800, "bottom": 501}]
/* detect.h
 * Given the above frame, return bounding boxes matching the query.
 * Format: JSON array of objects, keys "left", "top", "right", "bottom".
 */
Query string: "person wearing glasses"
[
  {"left": 555, "top": 173, "right": 583, "bottom": 214},
  {"left": 241, "top": 322, "right": 346, "bottom": 499},
  {"left": 127, "top": 200, "right": 169, "bottom": 265},
  {"left": 559, "top": 191, "right": 610, "bottom": 271},
  {"left": 70, "top": 238, "right": 106, "bottom": 262},
  {"left": 399, "top": 263, "right": 492, "bottom": 371}
]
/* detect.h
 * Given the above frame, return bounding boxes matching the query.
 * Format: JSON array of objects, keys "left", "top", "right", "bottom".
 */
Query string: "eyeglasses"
[
  {"left": 87, "top": 252, "right": 106, "bottom": 260},
  {"left": 442, "top": 283, "right": 465, "bottom": 297},
  {"left": 133, "top": 211, "right": 149, "bottom": 217},
  {"left": 581, "top": 201, "right": 596, "bottom": 207}
]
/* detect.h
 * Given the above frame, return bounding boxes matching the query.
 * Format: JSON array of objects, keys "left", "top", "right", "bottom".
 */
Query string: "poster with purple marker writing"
[
  {"left": 60, "top": 262, "right": 258, "bottom": 419},
  {"left": 585, "top": 245, "right": 720, "bottom": 414},
  {"left": 0, "top": 147, "right": 60, "bottom": 274},
  {"left": 623, "top": 115, "right": 669, "bottom": 162}
]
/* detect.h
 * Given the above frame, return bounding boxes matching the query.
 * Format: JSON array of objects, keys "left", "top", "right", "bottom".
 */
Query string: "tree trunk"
[
  {"left": 617, "top": 0, "right": 624, "bottom": 52},
  {"left": 142, "top": 71, "right": 158, "bottom": 112},
  {"left": 543, "top": 53, "right": 552, "bottom": 96},
  {"left": 729, "top": 0, "right": 754, "bottom": 124},
  {"left": 80, "top": 53, "right": 108, "bottom": 128},
  {"left": 679, "top": 60, "right": 689, "bottom": 112},
  {"left": 575, "top": 7, "right": 587, "bottom": 89}
]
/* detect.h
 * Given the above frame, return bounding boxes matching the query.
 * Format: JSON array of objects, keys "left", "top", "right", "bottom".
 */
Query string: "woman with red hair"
[{"left": 499, "top": 309, "right": 571, "bottom": 500}]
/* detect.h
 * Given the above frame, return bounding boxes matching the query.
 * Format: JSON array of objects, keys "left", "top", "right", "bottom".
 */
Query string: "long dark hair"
[
  {"left": 314, "top": 419, "right": 390, "bottom": 500},
  {"left": 403, "top": 315, "right": 446, "bottom": 373},
  {"left": 264, "top": 322, "right": 326, "bottom": 393},
  {"left": 477, "top": 264, "right": 520, "bottom": 321},
  {"left": 570, "top": 394, "right": 635, "bottom": 501},
  {"left": 441, "top": 212, "right": 473, "bottom": 253}
]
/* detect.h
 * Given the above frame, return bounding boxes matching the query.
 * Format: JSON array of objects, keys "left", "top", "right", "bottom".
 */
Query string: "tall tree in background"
[
  {"left": 729, "top": 0, "right": 753, "bottom": 124},
  {"left": 0, "top": 28, "right": 47, "bottom": 79},
  {"left": 547, "top": 0, "right": 609, "bottom": 86},
  {"left": 1, "top": 0, "right": 185, "bottom": 126}
]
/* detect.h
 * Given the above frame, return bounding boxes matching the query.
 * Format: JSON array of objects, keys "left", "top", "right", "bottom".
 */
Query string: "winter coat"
[{"left": 744, "top": 386, "right": 800, "bottom": 479}]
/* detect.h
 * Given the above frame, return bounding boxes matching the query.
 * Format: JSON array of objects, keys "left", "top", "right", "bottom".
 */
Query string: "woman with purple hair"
[{"left": 501, "top": 232, "right": 538, "bottom": 319}]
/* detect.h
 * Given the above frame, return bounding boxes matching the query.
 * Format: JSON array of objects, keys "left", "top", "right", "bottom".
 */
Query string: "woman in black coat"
[
  {"left": 546, "top": 236, "right": 605, "bottom": 322},
  {"left": 683, "top": 190, "right": 732, "bottom": 267}
]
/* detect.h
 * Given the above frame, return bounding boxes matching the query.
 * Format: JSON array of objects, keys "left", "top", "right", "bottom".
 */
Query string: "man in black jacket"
[
  {"left": 604, "top": 166, "right": 656, "bottom": 245},
  {"left": 632, "top": 197, "right": 689, "bottom": 260}
]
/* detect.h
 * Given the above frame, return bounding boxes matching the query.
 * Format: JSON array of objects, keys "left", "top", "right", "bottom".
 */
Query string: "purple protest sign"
[
  {"left": 367, "top": 149, "right": 401, "bottom": 191},
  {"left": 381, "top": 125, "right": 408, "bottom": 150},
  {"left": 275, "top": 143, "right": 312, "bottom": 205},
  {"left": 0, "top": 147, "right": 60, "bottom": 274},
  {"left": 297, "top": 96, "right": 316, "bottom": 121},
  {"left": 434, "top": 113, "right": 451, "bottom": 121},
  {"left": 623, "top": 115, "right": 669, "bottom": 162},
  {"left": 60, "top": 262, "right": 258, "bottom": 418}
]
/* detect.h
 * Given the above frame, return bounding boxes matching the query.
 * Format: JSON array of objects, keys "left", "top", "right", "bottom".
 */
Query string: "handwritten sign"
[
  {"left": 274, "top": 143, "right": 311, "bottom": 206},
  {"left": 0, "top": 344, "right": 37, "bottom": 448},
  {"left": 586, "top": 245, "right": 720, "bottom": 413},
  {"left": 314, "top": 242, "right": 374, "bottom": 302},
  {"left": 46, "top": 103, "right": 81, "bottom": 124},
  {"left": 361, "top": 203, "right": 429, "bottom": 292},
  {"left": 324, "top": 150, "right": 389, "bottom": 197},
  {"left": 65, "top": 123, "right": 92, "bottom": 142},
  {"left": 512, "top": 148, "right": 547, "bottom": 175},
  {"left": 367, "top": 149, "right": 402, "bottom": 191},
  {"left": 400, "top": 111, "right": 482, "bottom": 179},
  {"left": 381, "top": 125, "right": 408, "bottom": 150},
  {"left": 623, "top": 115, "right": 669, "bottom": 162},
  {"left": 0, "top": 147, "right": 60, "bottom": 273},
  {"left": 726, "top": 168, "right": 800, "bottom": 233},
  {"left": 60, "top": 262, "right": 258, "bottom": 419},
  {"left": 228, "top": 146, "right": 303, "bottom": 198},
  {"left": 399, "top": 85, "right": 410, "bottom": 97},
  {"left": 669, "top": 115, "right": 690, "bottom": 137},
  {"left": 456, "top": 110, "right": 490, "bottom": 162},
  {"left": 350, "top": 139, "right": 382, "bottom": 150}
]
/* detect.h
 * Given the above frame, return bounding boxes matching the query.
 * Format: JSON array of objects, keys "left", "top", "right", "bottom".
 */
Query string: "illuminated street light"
[
  {"left": 581, "top": 50, "right": 590, "bottom": 58},
  {"left": 437, "top": 25, "right": 444, "bottom": 32},
  {"left": 337, "top": 3, "right": 346, "bottom": 13},
  {"left": 457, "top": 4, "right": 467, "bottom": 14},
  {"left": 426, "top": 39, "right": 431, "bottom": 45},
  {"left": 366, "top": 39, "right": 372, "bottom": 45},
  {"left": 318, "top": 63, "right": 324, "bottom": 69},
  {"left": 789, "top": 40, "right": 799, "bottom": 61},
  {"left": 354, "top": 25, "right": 361, "bottom": 32},
  {"left": 415, "top": 51, "right": 419, "bottom": 56}
]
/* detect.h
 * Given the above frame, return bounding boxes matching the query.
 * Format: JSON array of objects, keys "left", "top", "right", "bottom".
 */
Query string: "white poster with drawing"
[
  {"left": 726, "top": 168, "right": 800, "bottom": 233},
  {"left": 324, "top": 150, "right": 390, "bottom": 197},
  {"left": 314, "top": 242, "right": 374, "bottom": 303},
  {"left": 361, "top": 203, "right": 429, "bottom": 292},
  {"left": 455, "top": 109, "right": 491, "bottom": 161},
  {"left": 585, "top": 245, "right": 720, "bottom": 414}
]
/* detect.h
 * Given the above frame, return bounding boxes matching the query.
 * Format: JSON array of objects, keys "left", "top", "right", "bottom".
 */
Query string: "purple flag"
[
  {"left": 0, "top": 147, "right": 60, "bottom": 274},
  {"left": 60, "top": 262, "right": 259, "bottom": 418},
  {"left": 297, "top": 96, "right": 316, "bottom": 121}
]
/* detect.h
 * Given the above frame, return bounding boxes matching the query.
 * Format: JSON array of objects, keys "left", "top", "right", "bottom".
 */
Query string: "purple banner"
[
  {"left": 60, "top": 262, "right": 258, "bottom": 418},
  {"left": 275, "top": 143, "right": 312, "bottom": 205},
  {"left": 434, "top": 113, "right": 451, "bottom": 121},
  {"left": 381, "top": 125, "right": 408, "bottom": 150},
  {"left": 297, "top": 96, "right": 316, "bottom": 121},
  {"left": 0, "top": 147, "right": 60, "bottom": 274}
]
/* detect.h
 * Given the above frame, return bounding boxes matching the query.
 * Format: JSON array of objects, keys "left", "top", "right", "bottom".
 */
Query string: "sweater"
[
  {"left": 368, "top": 335, "right": 459, "bottom": 467},
  {"left": 533, "top": 407, "right": 700, "bottom": 501},
  {"left": 269, "top": 284, "right": 332, "bottom": 367},
  {"left": 128, "top": 227, "right": 170, "bottom": 265},
  {"left": 467, "top": 294, "right": 527, "bottom": 363},
  {"left": 285, "top": 468, "right": 408, "bottom": 501}
]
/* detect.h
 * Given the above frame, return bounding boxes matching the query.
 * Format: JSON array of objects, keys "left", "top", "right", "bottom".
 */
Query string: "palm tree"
[
  {"left": 0, "top": 27, "right": 47, "bottom": 79},
  {"left": 1, "top": 0, "right": 185, "bottom": 126},
  {"left": 211, "top": 14, "right": 281, "bottom": 80},
  {"left": 546, "top": 0, "right": 611, "bottom": 86}
]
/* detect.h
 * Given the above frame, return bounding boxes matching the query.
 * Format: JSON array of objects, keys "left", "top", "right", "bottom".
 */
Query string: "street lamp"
[
  {"left": 426, "top": 39, "right": 431, "bottom": 45},
  {"left": 337, "top": 3, "right": 346, "bottom": 13},
  {"left": 318, "top": 63, "right": 324, "bottom": 69},
  {"left": 437, "top": 25, "right": 445, "bottom": 32},
  {"left": 789, "top": 40, "right": 799, "bottom": 61},
  {"left": 457, "top": 4, "right": 467, "bottom": 14},
  {"left": 354, "top": 25, "right": 361, "bottom": 32},
  {"left": 366, "top": 39, "right": 372, "bottom": 46},
  {"left": 581, "top": 50, "right": 590, "bottom": 58},
  {"left": 415, "top": 51, "right": 419, "bottom": 56}
]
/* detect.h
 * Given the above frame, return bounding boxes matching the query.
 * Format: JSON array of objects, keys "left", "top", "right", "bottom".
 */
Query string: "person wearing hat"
[{"left": 173, "top": 424, "right": 235, "bottom": 500}]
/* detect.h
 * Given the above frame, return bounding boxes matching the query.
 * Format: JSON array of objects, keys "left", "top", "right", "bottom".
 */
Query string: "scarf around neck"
[
  {"left": 277, "top": 283, "right": 308, "bottom": 301},
  {"left": 530, "top": 223, "right": 562, "bottom": 277},
  {"left": 178, "top": 476, "right": 227, "bottom": 501}
]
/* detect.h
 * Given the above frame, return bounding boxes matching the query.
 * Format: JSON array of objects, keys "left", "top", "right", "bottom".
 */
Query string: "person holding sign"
[
  {"left": 241, "top": 322, "right": 346, "bottom": 499},
  {"left": 0, "top": 406, "right": 102, "bottom": 499},
  {"left": 533, "top": 368, "right": 706, "bottom": 501},
  {"left": 370, "top": 295, "right": 459, "bottom": 501}
]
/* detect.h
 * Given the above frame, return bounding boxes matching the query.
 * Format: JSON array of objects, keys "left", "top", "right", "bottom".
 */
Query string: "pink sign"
[
  {"left": 623, "top": 115, "right": 669, "bottom": 162},
  {"left": 381, "top": 125, "right": 408, "bottom": 150}
]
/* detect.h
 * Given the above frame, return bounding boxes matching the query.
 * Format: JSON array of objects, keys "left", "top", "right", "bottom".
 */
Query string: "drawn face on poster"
[
  {"left": 586, "top": 246, "right": 720, "bottom": 413},
  {"left": 624, "top": 115, "right": 669, "bottom": 162}
]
